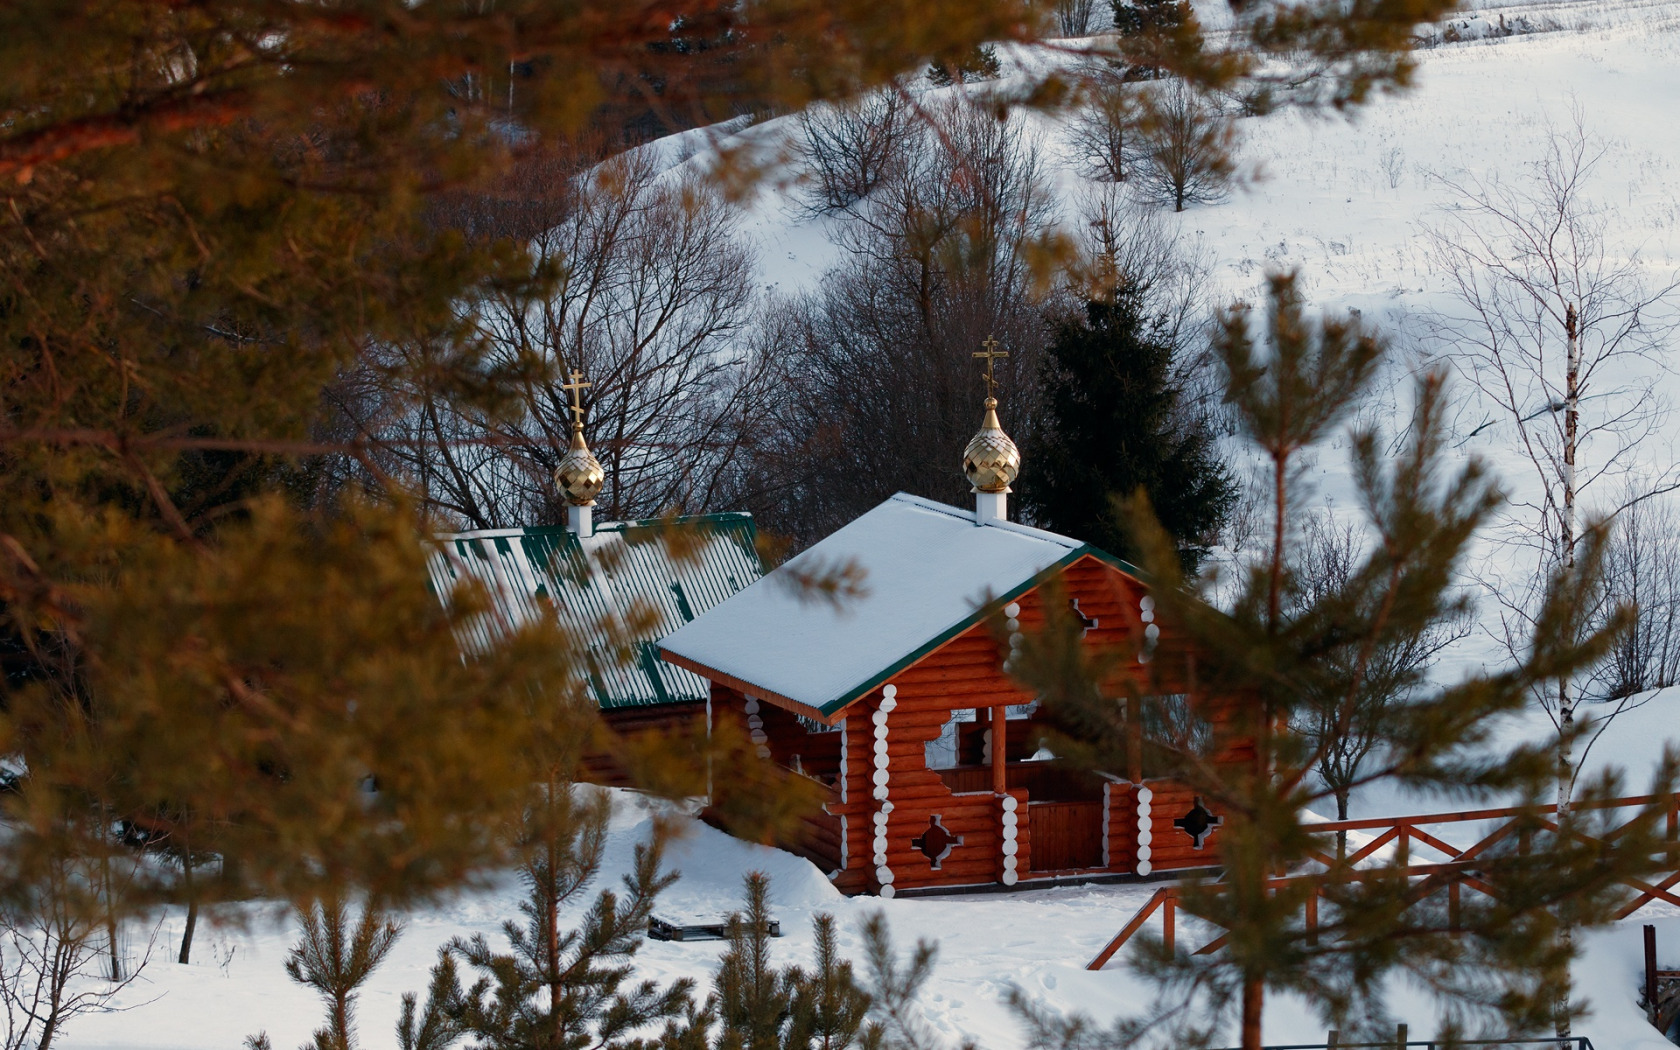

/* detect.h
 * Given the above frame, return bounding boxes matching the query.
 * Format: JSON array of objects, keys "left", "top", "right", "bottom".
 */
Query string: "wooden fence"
[{"left": 1089, "top": 792, "right": 1680, "bottom": 970}]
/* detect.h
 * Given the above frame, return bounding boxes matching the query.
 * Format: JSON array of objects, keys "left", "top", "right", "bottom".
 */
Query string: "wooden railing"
[
  {"left": 1088, "top": 792, "right": 1680, "bottom": 970},
  {"left": 1216, "top": 1034, "right": 1592, "bottom": 1041}
]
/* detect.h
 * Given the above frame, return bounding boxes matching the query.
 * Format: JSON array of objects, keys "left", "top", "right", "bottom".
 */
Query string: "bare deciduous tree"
[
  {"left": 743, "top": 99, "right": 1061, "bottom": 545},
  {"left": 0, "top": 866, "right": 150, "bottom": 1050},
  {"left": 1593, "top": 485, "right": 1680, "bottom": 702},
  {"left": 1290, "top": 511, "right": 1469, "bottom": 856},
  {"left": 1067, "top": 73, "right": 1143, "bottom": 183},
  {"left": 1053, "top": 0, "right": 1101, "bottom": 36},
  {"left": 798, "top": 89, "right": 917, "bottom": 214},
  {"left": 1426, "top": 118, "right": 1680, "bottom": 818},
  {"left": 1134, "top": 79, "right": 1237, "bottom": 212},
  {"left": 342, "top": 148, "right": 768, "bottom": 527}
]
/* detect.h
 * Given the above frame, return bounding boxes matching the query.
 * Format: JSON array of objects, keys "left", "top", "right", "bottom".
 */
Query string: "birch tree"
[{"left": 1426, "top": 120, "right": 1680, "bottom": 817}]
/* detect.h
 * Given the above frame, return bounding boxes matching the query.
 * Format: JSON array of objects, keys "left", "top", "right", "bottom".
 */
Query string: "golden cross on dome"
[
  {"left": 974, "top": 336, "right": 1009, "bottom": 399},
  {"left": 562, "top": 369, "right": 592, "bottom": 426}
]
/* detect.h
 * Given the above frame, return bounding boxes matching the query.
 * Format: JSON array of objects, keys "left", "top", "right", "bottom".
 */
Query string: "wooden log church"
[
  {"left": 658, "top": 350, "right": 1247, "bottom": 897},
  {"left": 431, "top": 360, "right": 1247, "bottom": 896}
]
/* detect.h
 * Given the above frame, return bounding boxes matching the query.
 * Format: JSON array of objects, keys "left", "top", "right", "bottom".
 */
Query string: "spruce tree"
[
  {"left": 1007, "top": 271, "right": 1680, "bottom": 1049},
  {"left": 1023, "top": 290, "right": 1234, "bottom": 573}
]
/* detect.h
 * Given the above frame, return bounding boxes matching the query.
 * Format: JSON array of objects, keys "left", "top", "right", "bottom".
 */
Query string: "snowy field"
[{"left": 59, "top": 9, "right": 1680, "bottom": 1050}]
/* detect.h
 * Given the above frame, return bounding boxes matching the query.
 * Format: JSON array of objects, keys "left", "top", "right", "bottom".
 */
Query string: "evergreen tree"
[
  {"left": 1110, "top": 0, "right": 1188, "bottom": 40},
  {"left": 925, "top": 45, "right": 1003, "bottom": 85},
  {"left": 283, "top": 898, "right": 404, "bottom": 1050},
  {"left": 0, "top": 0, "right": 1059, "bottom": 932},
  {"left": 785, "top": 916, "right": 876, "bottom": 1050},
  {"left": 1023, "top": 290, "right": 1235, "bottom": 573},
  {"left": 1007, "top": 271, "right": 1680, "bottom": 1050},
  {"left": 714, "top": 875, "right": 793, "bottom": 1050},
  {"left": 712, "top": 874, "right": 876, "bottom": 1050},
  {"left": 398, "top": 952, "right": 467, "bottom": 1050},
  {"left": 416, "top": 784, "right": 693, "bottom": 1050}
]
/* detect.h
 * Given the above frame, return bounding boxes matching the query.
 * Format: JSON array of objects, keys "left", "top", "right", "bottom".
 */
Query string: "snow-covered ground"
[
  {"left": 62, "top": 692, "right": 1680, "bottom": 1050},
  {"left": 57, "top": 9, "right": 1680, "bottom": 1050}
]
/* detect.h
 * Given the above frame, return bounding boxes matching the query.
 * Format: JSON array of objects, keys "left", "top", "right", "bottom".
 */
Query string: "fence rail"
[
  {"left": 1088, "top": 792, "right": 1680, "bottom": 970},
  {"left": 1216, "top": 1034, "right": 1592, "bottom": 1041}
]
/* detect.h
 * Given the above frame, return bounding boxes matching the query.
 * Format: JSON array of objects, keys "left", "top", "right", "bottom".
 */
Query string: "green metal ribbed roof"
[{"left": 428, "top": 514, "right": 762, "bottom": 709}]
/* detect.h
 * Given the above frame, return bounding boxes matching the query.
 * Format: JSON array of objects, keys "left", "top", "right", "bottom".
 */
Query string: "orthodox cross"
[
  {"left": 562, "top": 370, "right": 592, "bottom": 426},
  {"left": 974, "top": 336, "right": 1009, "bottom": 399}
]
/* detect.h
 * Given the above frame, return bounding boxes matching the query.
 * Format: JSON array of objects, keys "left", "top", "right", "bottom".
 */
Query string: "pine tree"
[
  {"left": 398, "top": 952, "right": 467, "bottom": 1050},
  {"left": 709, "top": 873, "right": 877, "bottom": 1050},
  {"left": 711, "top": 874, "right": 877, "bottom": 1050},
  {"left": 1023, "top": 290, "right": 1235, "bottom": 573},
  {"left": 425, "top": 784, "right": 693, "bottom": 1050},
  {"left": 785, "top": 916, "right": 876, "bottom": 1050},
  {"left": 1110, "top": 0, "right": 1188, "bottom": 40},
  {"left": 0, "top": 0, "right": 1488, "bottom": 950},
  {"left": 283, "top": 898, "right": 404, "bottom": 1050},
  {"left": 714, "top": 874, "right": 794, "bottom": 1050},
  {"left": 1006, "top": 271, "right": 1680, "bottom": 1050}
]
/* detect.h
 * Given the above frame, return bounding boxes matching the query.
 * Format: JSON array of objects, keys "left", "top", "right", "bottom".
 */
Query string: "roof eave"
[{"left": 658, "top": 648, "right": 842, "bottom": 725}]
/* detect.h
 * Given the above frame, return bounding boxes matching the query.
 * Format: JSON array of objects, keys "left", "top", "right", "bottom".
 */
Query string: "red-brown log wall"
[
  {"left": 584, "top": 702, "right": 709, "bottom": 786},
  {"left": 698, "top": 555, "right": 1247, "bottom": 893}
]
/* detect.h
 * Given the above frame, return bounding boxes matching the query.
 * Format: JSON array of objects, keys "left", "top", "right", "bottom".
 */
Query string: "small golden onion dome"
[
  {"left": 555, "top": 423, "right": 605, "bottom": 507},
  {"left": 962, "top": 397, "right": 1020, "bottom": 493}
]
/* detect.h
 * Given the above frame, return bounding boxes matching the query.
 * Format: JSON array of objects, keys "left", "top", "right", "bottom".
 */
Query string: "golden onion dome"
[
  {"left": 554, "top": 423, "right": 605, "bottom": 507},
  {"left": 962, "top": 397, "right": 1020, "bottom": 494}
]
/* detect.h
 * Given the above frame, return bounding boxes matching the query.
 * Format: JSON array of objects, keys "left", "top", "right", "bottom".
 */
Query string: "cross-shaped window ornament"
[
  {"left": 1069, "top": 598, "right": 1099, "bottom": 637},
  {"left": 973, "top": 336, "right": 1009, "bottom": 400},
  {"left": 562, "top": 369, "right": 592, "bottom": 427},
  {"left": 911, "top": 815, "right": 964, "bottom": 869},
  {"left": 1172, "top": 796, "right": 1222, "bottom": 849}
]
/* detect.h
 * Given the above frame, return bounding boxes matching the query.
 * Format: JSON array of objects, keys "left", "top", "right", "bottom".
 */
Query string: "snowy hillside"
[{"left": 58, "top": 9, "right": 1680, "bottom": 1050}]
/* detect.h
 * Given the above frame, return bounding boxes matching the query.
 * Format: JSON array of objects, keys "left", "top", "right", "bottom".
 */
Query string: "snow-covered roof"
[
  {"left": 429, "top": 514, "right": 761, "bottom": 709},
  {"left": 659, "top": 493, "right": 1100, "bottom": 718}
]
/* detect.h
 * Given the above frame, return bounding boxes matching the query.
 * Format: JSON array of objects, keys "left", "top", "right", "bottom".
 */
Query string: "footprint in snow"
[{"left": 1042, "top": 974, "right": 1058, "bottom": 990}]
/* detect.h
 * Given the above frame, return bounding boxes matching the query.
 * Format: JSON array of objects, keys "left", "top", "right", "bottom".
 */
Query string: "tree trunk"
[
  {"left": 1553, "top": 302, "right": 1581, "bottom": 1041},
  {"left": 178, "top": 852, "right": 198, "bottom": 965},
  {"left": 178, "top": 898, "right": 199, "bottom": 965},
  {"left": 1557, "top": 301, "right": 1580, "bottom": 816},
  {"left": 101, "top": 850, "right": 121, "bottom": 982},
  {"left": 1336, "top": 788, "right": 1350, "bottom": 861},
  {"left": 332, "top": 991, "right": 351, "bottom": 1050},
  {"left": 1241, "top": 975, "right": 1264, "bottom": 1050}
]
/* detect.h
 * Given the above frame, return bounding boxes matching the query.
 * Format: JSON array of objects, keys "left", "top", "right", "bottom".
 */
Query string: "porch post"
[{"left": 991, "top": 704, "right": 1008, "bottom": 794}]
